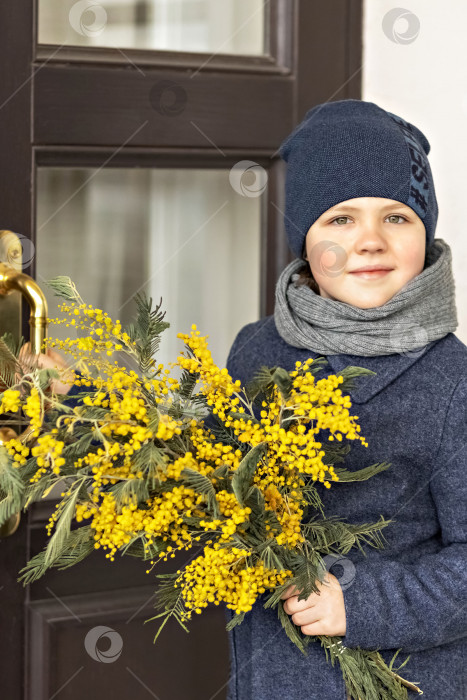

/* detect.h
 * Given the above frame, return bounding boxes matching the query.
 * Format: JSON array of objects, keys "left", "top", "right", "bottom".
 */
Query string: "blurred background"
[
  {"left": 37, "top": 0, "right": 266, "bottom": 369},
  {"left": 363, "top": 0, "right": 466, "bottom": 343},
  {"left": 0, "top": 2, "right": 464, "bottom": 699}
]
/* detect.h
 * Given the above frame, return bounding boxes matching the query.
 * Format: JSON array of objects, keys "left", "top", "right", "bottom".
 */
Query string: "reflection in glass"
[
  {"left": 38, "top": 0, "right": 266, "bottom": 55},
  {"left": 36, "top": 167, "right": 261, "bottom": 370}
]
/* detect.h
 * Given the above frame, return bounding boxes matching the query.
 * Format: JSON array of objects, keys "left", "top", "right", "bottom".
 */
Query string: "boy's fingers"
[
  {"left": 18, "top": 344, "right": 54, "bottom": 373},
  {"left": 44, "top": 347, "right": 72, "bottom": 371},
  {"left": 280, "top": 585, "right": 299, "bottom": 600},
  {"left": 19, "top": 342, "right": 34, "bottom": 363},
  {"left": 45, "top": 347, "right": 62, "bottom": 361}
]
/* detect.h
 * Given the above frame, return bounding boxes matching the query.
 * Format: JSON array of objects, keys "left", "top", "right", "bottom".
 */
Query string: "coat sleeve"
[{"left": 340, "top": 377, "right": 467, "bottom": 653}]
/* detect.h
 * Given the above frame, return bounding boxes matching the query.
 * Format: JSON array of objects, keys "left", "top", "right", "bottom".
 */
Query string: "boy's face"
[{"left": 304, "top": 197, "right": 426, "bottom": 309}]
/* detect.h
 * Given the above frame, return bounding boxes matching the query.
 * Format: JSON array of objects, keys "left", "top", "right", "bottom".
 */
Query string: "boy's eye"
[
  {"left": 330, "top": 214, "right": 407, "bottom": 225},
  {"left": 387, "top": 215, "right": 407, "bottom": 224}
]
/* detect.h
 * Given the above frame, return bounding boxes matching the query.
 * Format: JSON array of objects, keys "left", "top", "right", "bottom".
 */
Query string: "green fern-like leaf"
[
  {"left": 0, "top": 334, "right": 25, "bottom": 389},
  {"left": 257, "top": 542, "right": 286, "bottom": 572},
  {"left": 43, "top": 477, "right": 88, "bottom": 568},
  {"left": 277, "top": 600, "right": 308, "bottom": 655},
  {"left": 302, "top": 514, "right": 392, "bottom": 557},
  {"left": 271, "top": 367, "right": 294, "bottom": 401},
  {"left": 53, "top": 525, "right": 96, "bottom": 570},
  {"left": 110, "top": 478, "right": 150, "bottom": 511},
  {"left": 132, "top": 441, "right": 167, "bottom": 487},
  {"left": 45, "top": 276, "right": 84, "bottom": 303},
  {"left": 244, "top": 366, "right": 276, "bottom": 402},
  {"left": 0, "top": 331, "right": 26, "bottom": 358},
  {"left": 23, "top": 475, "right": 58, "bottom": 509},
  {"left": 178, "top": 368, "right": 200, "bottom": 401},
  {"left": 61, "top": 431, "right": 99, "bottom": 461},
  {"left": 120, "top": 533, "right": 161, "bottom": 560},
  {"left": 225, "top": 610, "right": 246, "bottom": 630},
  {"left": 18, "top": 523, "right": 95, "bottom": 585},
  {"left": 337, "top": 365, "right": 377, "bottom": 393},
  {"left": 180, "top": 468, "right": 220, "bottom": 518},
  {"left": 124, "top": 293, "right": 170, "bottom": 374},
  {"left": 331, "top": 460, "right": 392, "bottom": 482},
  {"left": 300, "top": 356, "right": 329, "bottom": 376},
  {"left": 0, "top": 447, "right": 25, "bottom": 525},
  {"left": 232, "top": 442, "right": 267, "bottom": 508},
  {"left": 145, "top": 572, "right": 190, "bottom": 641}
]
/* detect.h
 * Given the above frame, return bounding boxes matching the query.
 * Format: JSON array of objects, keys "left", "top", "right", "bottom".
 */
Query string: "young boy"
[
  {"left": 23, "top": 99, "right": 466, "bottom": 699},
  {"left": 225, "top": 100, "right": 466, "bottom": 699}
]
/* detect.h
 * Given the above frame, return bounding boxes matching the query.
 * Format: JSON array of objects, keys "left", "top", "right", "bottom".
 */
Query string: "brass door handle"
[
  {"left": 0, "top": 235, "right": 48, "bottom": 538},
  {"left": 0, "top": 260, "right": 48, "bottom": 356}
]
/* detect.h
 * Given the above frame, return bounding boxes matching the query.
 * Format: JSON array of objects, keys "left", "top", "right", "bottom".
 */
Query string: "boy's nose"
[{"left": 353, "top": 222, "right": 388, "bottom": 251}]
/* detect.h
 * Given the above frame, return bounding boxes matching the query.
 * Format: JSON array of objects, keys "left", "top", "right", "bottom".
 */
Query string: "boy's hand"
[
  {"left": 17, "top": 342, "right": 76, "bottom": 396},
  {"left": 281, "top": 572, "right": 347, "bottom": 637}
]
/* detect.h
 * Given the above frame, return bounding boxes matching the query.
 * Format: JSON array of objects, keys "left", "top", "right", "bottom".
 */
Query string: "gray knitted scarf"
[{"left": 274, "top": 238, "right": 458, "bottom": 356}]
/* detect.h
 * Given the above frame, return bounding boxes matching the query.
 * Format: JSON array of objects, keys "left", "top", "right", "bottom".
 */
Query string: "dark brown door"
[{"left": 0, "top": 2, "right": 362, "bottom": 698}]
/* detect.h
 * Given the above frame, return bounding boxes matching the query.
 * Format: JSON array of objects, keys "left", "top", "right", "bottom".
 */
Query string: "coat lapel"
[{"left": 323, "top": 339, "right": 440, "bottom": 404}]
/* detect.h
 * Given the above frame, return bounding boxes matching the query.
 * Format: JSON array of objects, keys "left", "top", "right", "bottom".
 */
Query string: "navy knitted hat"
[{"left": 278, "top": 99, "right": 438, "bottom": 259}]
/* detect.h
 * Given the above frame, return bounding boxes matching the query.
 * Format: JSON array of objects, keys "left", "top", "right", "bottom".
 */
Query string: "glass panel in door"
[
  {"left": 36, "top": 167, "right": 262, "bottom": 371},
  {"left": 38, "top": 0, "right": 267, "bottom": 55}
]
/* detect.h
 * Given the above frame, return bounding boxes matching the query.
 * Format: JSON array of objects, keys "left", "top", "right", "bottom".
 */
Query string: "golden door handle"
[
  {"left": 0, "top": 247, "right": 49, "bottom": 538},
  {"left": 0, "top": 261, "right": 48, "bottom": 355}
]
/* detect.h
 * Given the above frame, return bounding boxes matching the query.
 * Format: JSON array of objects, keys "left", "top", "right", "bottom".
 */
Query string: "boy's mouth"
[
  {"left": 349, "top": 264, "right": 394, "bottom": 272},
  {"left": 349, "top": 269, "right": 392, "bottom": 279}
]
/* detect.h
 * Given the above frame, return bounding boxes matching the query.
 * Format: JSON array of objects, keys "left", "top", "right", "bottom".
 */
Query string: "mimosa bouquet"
[{"left": 0, "top": 277, "right": 423, "bottom": 699}]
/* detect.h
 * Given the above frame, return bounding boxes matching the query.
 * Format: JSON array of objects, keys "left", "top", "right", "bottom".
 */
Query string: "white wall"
[{"left": 362, "top": 1, "right": 467, "bottom": 344}]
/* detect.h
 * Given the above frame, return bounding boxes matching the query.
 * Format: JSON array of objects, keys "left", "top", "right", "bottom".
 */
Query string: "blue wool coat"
[{"left": 224, "top": 316, "right": 467, "bottom": 700}]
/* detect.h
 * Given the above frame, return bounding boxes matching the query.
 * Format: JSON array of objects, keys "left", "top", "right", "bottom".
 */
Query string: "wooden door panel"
[
  {"left": 26, "top": 503, "right": 229, "bottom": 700},
  {"left": 34, "top": 65, "right": 294, "bottom": 149},
  {"left": 28, "top": 585, "right": 229, "bottom": 699}
]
